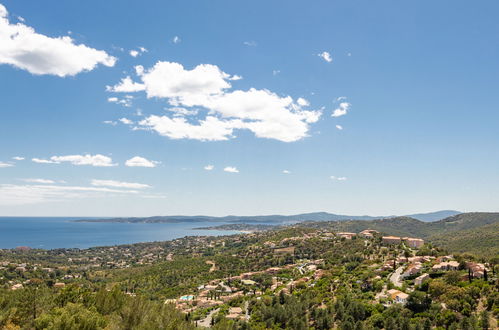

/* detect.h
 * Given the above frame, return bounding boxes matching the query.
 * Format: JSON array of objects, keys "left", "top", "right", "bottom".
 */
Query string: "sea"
[{"left": 0, "top": 217, "right": 242, "bottom": 250}]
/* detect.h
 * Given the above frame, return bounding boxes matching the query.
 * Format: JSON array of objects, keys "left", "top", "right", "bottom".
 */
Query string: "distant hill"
[
  {"left": 405, "top": 210, "right": 460, "bottom": 222},
  {"left": 75, "top": 210, "right": 459, "bottom": 224},
  {"left": 296, "top": 212, "right": 499, "bottom": 257}
]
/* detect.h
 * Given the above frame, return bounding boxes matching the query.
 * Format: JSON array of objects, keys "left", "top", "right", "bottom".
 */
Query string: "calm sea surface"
[{"left": 0, "top": 217, "right": 241, "bottom": 250}]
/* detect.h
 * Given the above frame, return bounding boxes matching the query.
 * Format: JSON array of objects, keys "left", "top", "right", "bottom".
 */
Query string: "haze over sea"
[{"left": 0, "top": 217, "right": 241, "bottom": 250}]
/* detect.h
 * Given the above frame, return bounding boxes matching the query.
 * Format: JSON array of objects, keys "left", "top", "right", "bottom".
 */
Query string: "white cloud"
[
  {"left": 33, "top": 154, "right": 116, "bottom": 167},
  {"left": 336, "top": 125, "right": 343, "bottom": 130},
  {"left": 224, "top": 166, "right": 239, "bottom": 173},
  {"left": 129, "top": 47, "right": 147, "bottom": 57},
  {"left": 12, "top": 156, "right": 24, "bottom": 160},
  {"left": 103, "top": 120, "right": 117, "bottom": 126},
  {"left": 172, "top": 36, "right": 181, "bottom": 44},
  {"left": 125, "top": 156, "right": 159, "bottom": 168},
  {"left": 332, "top": 102, "right": 350, "bottom": 117},
  {"left": 0, "top": 4, "right": 116, "bottom": 76},
  {"left": 0, "top": 183, "right": 138, "bottom": 205},
  {"left": 330, "top": 176, "right": 347, "bottom": 181},
  {"left": 297, "top": 97, "right": 310, "bottom": 107},
  {"left": 272, "top": 70, "right": 280, "bottom": 76},
  {"left": 138, "top": 115, "right": 241, "bottom": 141},
  {"left": 106, "top": 76, "right": 145, "bottom": 93},
  {"left": 91, "top": 179, "right": 150, "bottom": 189},
  {"left": 243, "top": 41, "right": 257, "bottom": 47},
  {"left": 22, "top": 178, "right": 55, "bottom": 184},
  {"left": 110, "top": 61, "right": 322, "bottom": 142},
  {"left": 282, "top": 170, "right": 291, "bottom": 174},
  {"left": 318, "top": 51, "right": 332, "bottom": 63},
  {"left": 32, "top": 157, "right": 58, "bottom": 164},
  {"left": 119, "top": 117, "right": 133, "bottom": 125},
  {"left": 166, "top": 107, "right": 199, "bottom": 117},
  {"left": 107, "top": 95, "right": 133, "bottom": 107},
  {"left": 204, "top": 165, "right": 214, "bottom": 171},
  {"left": 0, "top": 161, "right": 13, "bottom": 168}
]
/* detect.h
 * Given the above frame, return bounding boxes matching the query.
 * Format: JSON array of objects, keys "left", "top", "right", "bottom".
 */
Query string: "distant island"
[
  {"left": 74, "top": 210, "right": 460, "bottom": 224},
  {"left": 193, "top": 223, "right": 279, "bottom": 232}
]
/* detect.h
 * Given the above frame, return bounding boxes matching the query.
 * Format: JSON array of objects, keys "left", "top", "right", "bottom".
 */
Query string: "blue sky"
[{"left": 0, "top": 0, "right": 498, "bottom": 216}]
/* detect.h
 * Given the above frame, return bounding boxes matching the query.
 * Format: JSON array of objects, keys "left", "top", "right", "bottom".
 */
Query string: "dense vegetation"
[{"left": 1, "top": 213, "right": 498, "bottom": 329}]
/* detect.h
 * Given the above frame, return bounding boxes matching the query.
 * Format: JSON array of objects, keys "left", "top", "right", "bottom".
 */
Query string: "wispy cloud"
[
  {"left": 282, "top": 170, "right": 291, "bottom": 174},
  {"left": 91, "top": 179, "right": 151, "bottom": 189},
  {"left": 12, "top": 156, "right": 24, "bottom": 161},
  {"left": 0, "top": 161, "right": 13, "bottom": 168},
  {"left": 0, "top": 183, "right": 139, "bottom": 205},
  {"left": 224, "top": 166, "right": 239, "bottom": 173},
  {"left": 204, "top": 165, "right": 214, "bottom": 171},
  {"left": 125, "top": 156, "right": 159, "bottom": 168},
  {"left": 21, "top": 178, "right": 55, "bottom": 184},
  {"left": 330, "top": 176, "right": 347, "bottom": 181},
  {"left": 243, "top": 41, "right": 257, "bottom": 47},
  {"left": 32, "top": 154, "right": 116, "bottom": 167}
]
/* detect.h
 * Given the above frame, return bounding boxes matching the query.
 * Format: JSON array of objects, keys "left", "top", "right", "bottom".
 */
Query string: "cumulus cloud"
[
  {"left": 282, "top": 170, "right": 291, "bottom": 174},
  {"left": 332, "top": 102, "right": 350, "bottom": 117},
  {"left": 103, "top": 120, "right": 117, "bottom": 126},
  {"left": 0, "top": 161, "right": 13, "bottom": 168},
  {"left": 224, "top": 166, "right": 239, "bottom": 173},
  {"left": 172, "top": 36, "right": 181, "bottom": 44},
  {"left": 0, "top": 4, "right": 116, "bottom": 76},
  {"left": 125, "top": 156, "right": 159, "bottom": 168},
  {"left": 0, "top": 183, "right": 138, "bottom": 205},
  {"left": 109, "top": 61, "right": 322, "bottom": 142},
  {"left": 106, "top": 76, "right": 145, "bottom": 93},
  {"left": 336, "top": 125, "right": 343, "bottom": 130},
  {"left": 297, "top": 98, "right": 310, "bottom": 107},
  {"left": 33, "top": 154, "right": 116, "bottom": 167},
  {"left": 12, "top": 156, "right": 24, "bottom": 160},
  {"left": 129, "top": 47, "right": 147, "bottom": 57},
  {"left": 318, "top": 51, "right": 332, "bottom": 63},
  {"left": 91, "top": 179, "right": 150, "bottom": 189},
  {"left": 330, "top": 176, "right": 347, "bottom": 181},
  {"left": 204, "top": 165, "right": 214, "bottom": 171}
]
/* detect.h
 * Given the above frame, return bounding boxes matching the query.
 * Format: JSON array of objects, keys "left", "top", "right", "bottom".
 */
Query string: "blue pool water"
[{"left": 0, "top": 217, "right": 240, "bottom": 249}]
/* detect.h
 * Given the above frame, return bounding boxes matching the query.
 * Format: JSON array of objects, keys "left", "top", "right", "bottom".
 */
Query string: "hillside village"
[{"left": 0, "top": 221, "right": 498, "bottom": 329}]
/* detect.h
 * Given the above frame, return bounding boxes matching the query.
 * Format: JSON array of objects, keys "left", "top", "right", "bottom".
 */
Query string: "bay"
[{"left": 0, "top": 217, "right": 241, "bottom": 250}]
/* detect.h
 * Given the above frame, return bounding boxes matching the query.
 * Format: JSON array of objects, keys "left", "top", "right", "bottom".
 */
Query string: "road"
[
  {"left": 197, "top": 308, "right": 219, "bottom": 328},
  {"left": 390, "top": 266, "right": 404, "bottom": 287}
]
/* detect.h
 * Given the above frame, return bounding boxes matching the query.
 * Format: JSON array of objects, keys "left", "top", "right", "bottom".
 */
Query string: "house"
[
  {"left": 432, "top": 261, "right": 459, "bottom": 271},
  {"left": 226, "top": 307, "right": 244, "bottom": 320},
  {"left": 404, "top": 238, "right": 424, "bottom": 248},
  {"left": 359, "top": 229, "right": 379, "bottom": 238},
  {"left": 337, "top": 232, "right": 356, "bottom": 239},
  {"left": 382, "top": 236, "right": 402, "bottom": 244},
  {"left": 415, "top": 273, "right": 430, "bottom": 286},
  {"left": 402, "top": 263, "right": 422, "bottom": 278},
  {"left": 387, "top": 289, "right": 409, "bottom": 305},
  {"left": 11, "top": 284, "right": 23, "bottom": 290}
]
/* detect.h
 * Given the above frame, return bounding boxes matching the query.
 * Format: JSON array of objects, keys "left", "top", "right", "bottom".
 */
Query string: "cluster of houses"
[
  {"left": 165, "top": 260, "right": 326, "bottom": 314},
  {"left": 382, "top": 236, "right": 425, "bottom": 248},
  {"left": 377, "top": 254, "right": 492, "bottom": 306}
]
